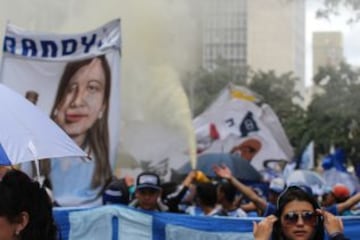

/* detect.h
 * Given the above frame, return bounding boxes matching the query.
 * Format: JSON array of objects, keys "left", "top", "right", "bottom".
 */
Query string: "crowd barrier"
[{"left": 54, "top": 205, "right": 360, "bottom": 240}]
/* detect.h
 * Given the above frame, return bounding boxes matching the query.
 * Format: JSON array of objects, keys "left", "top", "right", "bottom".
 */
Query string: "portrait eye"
[
  {"left": 67, "top": 83, "right": 77, "bottom": 93},
  {"left": 87, "top": 81, "right": 103, "bottom": 93}
]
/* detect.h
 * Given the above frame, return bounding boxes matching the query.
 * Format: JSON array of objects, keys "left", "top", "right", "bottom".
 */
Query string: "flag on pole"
[
  {"left": 299, "top": 141, "right": 315, "bottom": 170},
  {"left": 193, "top": 84, "right": 293, "bottom": 171}
]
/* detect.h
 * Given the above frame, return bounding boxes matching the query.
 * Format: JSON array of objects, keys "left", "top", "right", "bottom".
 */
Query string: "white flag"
[{"left": 194, "top": 84, "right": 293, "bottom": 171}]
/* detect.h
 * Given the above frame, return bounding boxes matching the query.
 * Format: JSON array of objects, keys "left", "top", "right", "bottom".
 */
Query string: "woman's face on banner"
[{"left": 55, "top": 58, "right": 106, "bottom": 145}]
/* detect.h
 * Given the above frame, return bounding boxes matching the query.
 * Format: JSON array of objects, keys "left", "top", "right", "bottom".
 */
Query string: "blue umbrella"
[{"left": 178, "top": 153, "right": 262, "bottom": 181}]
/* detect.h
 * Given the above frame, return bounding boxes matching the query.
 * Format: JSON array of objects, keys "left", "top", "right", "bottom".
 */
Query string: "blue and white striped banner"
[{"left": 54, "top": 205, "right": 360, "bottom": 240}]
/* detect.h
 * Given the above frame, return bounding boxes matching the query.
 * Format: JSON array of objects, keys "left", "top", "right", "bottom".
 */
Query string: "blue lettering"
[
  {"left": 3, "top": 36, "right": 16, "bottom": 54},
  {"left": 40, "top": 40, "right": 58, "bottom": 58},
  {"left": 61, "top": 39, "right": 77, "bottom": 56},
  {"left": 22, "top": 38, "right": 37, "bottom": 57},
  {"left": 81, "top": 34, "right": 96, "bottom": 53}
]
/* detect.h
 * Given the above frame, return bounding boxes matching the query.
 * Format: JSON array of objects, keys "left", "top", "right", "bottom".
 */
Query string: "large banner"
[
  {"left": 0, "top": 19, "right": 121, "bottom": 167},
  {"left": 192, "top": 84, "right": 293, "bottom": 171},
  {"left": 53, "top": 205, "right": 360, "bottom": 240},
  {"left": 0, "top": 20, "right": 121, "bottom": 207}
]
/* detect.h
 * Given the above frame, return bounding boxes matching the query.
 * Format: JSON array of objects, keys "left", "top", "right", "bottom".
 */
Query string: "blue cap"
[{"left": 136, "top": 172, "right": 161, "bottom": 191}]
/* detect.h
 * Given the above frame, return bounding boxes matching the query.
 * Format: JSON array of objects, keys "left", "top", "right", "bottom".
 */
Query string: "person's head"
[
  {"left": 25, "top": 91, "right": 38, "bottom": 105},
  {"left": 217, "top": 181, "right": 237, "bottom": 204},
  {"left": 321, "top": 184, "right": 350, "bottom": 207},
  {"left": 52, "top": 55, "right": 111, "bottom": 146},
  {"left": 161, "top": 182, "right": 179, "bottom": 201},
  {"left": 331, "top": 184, "right": 350, "bottom": 203},
  {"left": 273, "top": 185, "right": 324, "bottom": 240},
  {"left": 230, "top": 139, "right": 261, "bottom": 161},
  {"left": 49, "top": 55, "right": 112, "bottom": 188},
  {"left": 135, "top": 172, "right": 162, "bottom": 210},
  {"left": 102, "top": 177, "right": 133, "bottom": 205},
  {"left": 268, "top": 177, "right": 286, "bottom": 204},
  {"left": 195, "top": 182, "right": 217, "bottom": 208},
  {"left": 0, "top": 169, "right": 57, "bottom": 240}
]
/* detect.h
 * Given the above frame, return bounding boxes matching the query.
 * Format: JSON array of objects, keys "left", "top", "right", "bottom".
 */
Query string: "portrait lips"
[
  {"left": 293, "top": 230, "right": 307, "bottom": 237},
  {"left": 65, "top": 113, "right": 87, "bottom": 123}
]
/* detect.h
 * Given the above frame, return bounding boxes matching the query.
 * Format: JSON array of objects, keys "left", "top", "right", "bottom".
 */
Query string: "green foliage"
[
  {"left": 183, "top": 61, "right": 360, "bottom": 165},
  {"left": 316, "top": 0, "right": 360, "bottom": 23},
  {"left": 183, "top": 61, "right": 248, "bottom": 116},
  {"left": 308, "top": 62, "right": 360, "bottom": 164},
  {"left": 248, "top": 70, "right": 307, "bottom": 156}
]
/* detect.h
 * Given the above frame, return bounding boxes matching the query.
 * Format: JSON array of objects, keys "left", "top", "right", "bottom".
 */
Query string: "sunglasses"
[{"left": 283, "top": 211, "right": 318, "bottom": 226}]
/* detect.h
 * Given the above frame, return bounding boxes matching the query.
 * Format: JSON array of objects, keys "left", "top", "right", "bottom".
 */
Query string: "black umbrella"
[{"left": 177, "top": 153, "right": 262, "bottom": 181}]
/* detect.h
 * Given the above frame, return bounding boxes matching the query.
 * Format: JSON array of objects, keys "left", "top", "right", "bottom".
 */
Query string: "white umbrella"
[
  {"left": 286, "top": 170, "right": 326, "bottom": 195},
  {"left": 0, "top": 84, "right": 87, "bottom": 176},
  {"left": 323, "top": 168, "right": 360, "bottom": 194}
]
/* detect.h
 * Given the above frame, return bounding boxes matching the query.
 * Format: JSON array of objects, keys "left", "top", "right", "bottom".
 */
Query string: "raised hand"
[
  {"left": 253, "top": 215, "right": 277, "bottom": 240},
  {"left": 317, "top": 209, "right": 344, "bottom": 236},
  {"left": 212, "top": 164, "right": 232, "bottom": 180}
]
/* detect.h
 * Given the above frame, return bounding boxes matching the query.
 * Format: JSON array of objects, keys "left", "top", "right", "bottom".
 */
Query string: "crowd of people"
[
  {"left": 0, "top": 160, "right": 355, "bottom": 240},
  {"left": 98, "top": 164, "right": 357, "bottom": 240}
]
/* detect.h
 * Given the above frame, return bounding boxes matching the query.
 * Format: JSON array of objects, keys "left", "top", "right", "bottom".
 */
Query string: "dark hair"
[
  {"left": 218, "top": 182, "right": 237, "bottom": 203},
  {"left": 0, "top": 169, "right": 57, "bottom": 240},
  {"left": 272, "top": 186, "right": 324, "bottom": 240},
  {"left": 161, "top": 182, "right": 179, "bottom": 200},
  {"left": 42, "top": 55, "right": 112, "bottom": 188},
  {"left": 196, "top": 183, "right": 217, "bottom": 207}
]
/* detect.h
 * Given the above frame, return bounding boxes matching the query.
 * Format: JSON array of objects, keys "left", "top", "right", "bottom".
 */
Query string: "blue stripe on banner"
[
  {"left": 0, "top": 144, "right": 12, "bottom": 165},
  {"left": 53, "top": 205, "right": 360, "bottom": 240},
  {"left": 53, "top": 208, "right": 72, "bottom": 240},
  {"left": 112, "top": 216, "right": 118, "bottom": 240}
]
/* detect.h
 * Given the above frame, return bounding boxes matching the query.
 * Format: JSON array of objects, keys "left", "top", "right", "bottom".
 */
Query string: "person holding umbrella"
[{"left": 41, "top": 55, "right": 113, "bottom": 207}]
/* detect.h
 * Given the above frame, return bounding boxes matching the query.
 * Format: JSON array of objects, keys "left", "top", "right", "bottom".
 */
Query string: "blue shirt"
[
  {"left": 50, "top": 156, "right": 102, "bottom": 207},
  {"left": 325, "top": 205, "right": 338, "bottom": 215},
  {"left": 263, "top": 203, "right": 277, "bottom": 216}
]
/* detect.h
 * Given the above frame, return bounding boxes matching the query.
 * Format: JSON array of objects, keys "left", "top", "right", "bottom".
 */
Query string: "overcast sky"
[{"left": 306, "top": 1, "right": 360, "bottom": 86}]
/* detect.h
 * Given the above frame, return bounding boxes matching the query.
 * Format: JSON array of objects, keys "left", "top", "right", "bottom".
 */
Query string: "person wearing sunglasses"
[{"left": 253, "top": 185, "right": 349, "bottom": 240}]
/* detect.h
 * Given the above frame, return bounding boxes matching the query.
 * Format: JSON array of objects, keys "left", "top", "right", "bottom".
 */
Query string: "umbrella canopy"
[
  {"left": 0, "top": 84, "right": 86, "bottom": 166},
  {"left": 178, "top": 153, "right": 262, "bottom": 181},
  {"left": 323, "top": 168, "right": 360, "bottom": 194},
  {"left": 286, "top": 170, "right": 326, "bottom": 195}
]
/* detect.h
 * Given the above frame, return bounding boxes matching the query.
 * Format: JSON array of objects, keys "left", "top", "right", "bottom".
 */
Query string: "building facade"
[
  {"left": 312, "top": 31, "right": 343, "bottom": 75},
  {"left": 200, "top": 0, "right": 305, "bottom": 92}
]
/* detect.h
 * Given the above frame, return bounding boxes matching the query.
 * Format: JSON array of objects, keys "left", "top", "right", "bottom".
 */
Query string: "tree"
[
  {"left": 248, "top": 70, "right": 307, "bottom": 157},
  {"left": 315, "top": 0, "right": 360, "bottom": 23},
  {"left": 308, "top": 62, "right": 360, "bottom": 166},
  {"left": 183, "top": 61, "right": 248, "bottom": 116}
]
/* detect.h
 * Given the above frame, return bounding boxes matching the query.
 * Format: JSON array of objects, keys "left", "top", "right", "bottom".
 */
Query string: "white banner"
[
  {"left": 1, "top": 19, "right": 120, "bottom": 165},
  {"left": 0, "top": 19, "right": 121, "bottom": 206},
  {"left": 193, "top": 84, "right": 293, "bottom": 171},
  {"left": 2, "top": 19, "right": 120, "bottom": 61}
]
